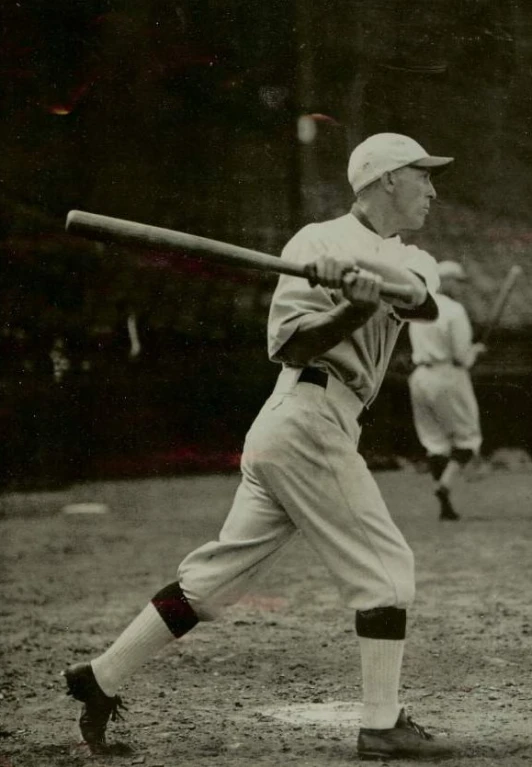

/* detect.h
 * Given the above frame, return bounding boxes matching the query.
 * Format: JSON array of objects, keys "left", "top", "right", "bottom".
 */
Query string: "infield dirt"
[{"left": 1, "top": 467, "right": 531, "bottom": 767}]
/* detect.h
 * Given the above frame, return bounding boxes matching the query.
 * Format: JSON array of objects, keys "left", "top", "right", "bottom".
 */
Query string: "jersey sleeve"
[
  {"left": 391, "top": 244, "right": 440, "bottom": 322},
  {"left": 267, "top": 225, "right": 336, "bottom": 362},
  {"left": 448, "top": 302, "right": 474, "bottom": 367}
]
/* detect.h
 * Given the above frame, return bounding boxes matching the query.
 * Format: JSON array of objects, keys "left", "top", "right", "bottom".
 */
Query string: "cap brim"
[{"left": 411, "top": 156, "right": 454, "bottom": 175}]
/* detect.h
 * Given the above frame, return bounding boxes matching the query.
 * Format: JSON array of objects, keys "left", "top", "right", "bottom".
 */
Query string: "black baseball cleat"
[
  {"left": 357, "top": 708, "right": 455, "bottom": 760},
  {"left": 64, "top": 663, "right": 126, "bottom": 753},
  {"left": 435, "top": 487, "right": 460, "bottom": 520}
]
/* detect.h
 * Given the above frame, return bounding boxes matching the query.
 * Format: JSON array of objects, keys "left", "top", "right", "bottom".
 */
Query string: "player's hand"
[
  {"left": 472, "top": 342, "right": 487, "bottom": 357},
  {"left": 342, "top": 268, "right": 382, "bottom": 313},
  {"left": 304, "top": 246, "right": 358, "bottom": 288}
]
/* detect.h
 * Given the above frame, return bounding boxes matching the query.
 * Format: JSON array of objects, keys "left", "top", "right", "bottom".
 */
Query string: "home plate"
[
  {"left": 260, "top": 701, "right": 362, "bottom": 729},
  {"left": 62, "top": 503, "right": 109, "bottom": 515}
]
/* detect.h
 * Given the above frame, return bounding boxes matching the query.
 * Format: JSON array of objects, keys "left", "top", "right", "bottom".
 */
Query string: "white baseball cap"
[
  {"left": 437, "top": 260, "right": 467, "bottom": 280},
  {"left": 347, "top": 133, "right": 454, "bottom": 194}
]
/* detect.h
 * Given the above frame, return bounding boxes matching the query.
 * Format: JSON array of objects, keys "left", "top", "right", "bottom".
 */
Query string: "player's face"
[{"left": 390, "top": 166, "right": 436, "bottom": 230}]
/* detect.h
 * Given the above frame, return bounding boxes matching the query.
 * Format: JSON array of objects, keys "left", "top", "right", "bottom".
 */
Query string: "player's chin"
[{"left": 407, "top": 211, "right": 428, "bottom": 231}]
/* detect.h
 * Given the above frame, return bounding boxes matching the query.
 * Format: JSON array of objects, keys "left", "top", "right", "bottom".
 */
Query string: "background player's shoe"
[
  {"left": 357, "top": 708, "right": 454, "bottom": 760},
  {"left": 435, "top": 487, "right": 460, "bottom": 520},
  {"left": 64, "top": 662, "right": 126, "bottom": 753}
]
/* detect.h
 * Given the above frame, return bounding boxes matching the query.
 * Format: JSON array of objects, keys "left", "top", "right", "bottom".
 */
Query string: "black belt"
[
  {"left": 297, "top": 367, "right": 369, "bottom": 424},
  {"left": 416, "top": 361, "right": 461, "bottom": 368},
  {"left": 297, "top": 367, "right": 328, "bottom": 388}
]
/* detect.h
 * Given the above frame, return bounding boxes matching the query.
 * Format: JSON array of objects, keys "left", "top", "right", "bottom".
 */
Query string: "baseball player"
[
  {"left": 408, "top": 260, "right": 485, "bottom": 520},
  {"left": 65, "top": 133, "right": 456, "bottom": 760}
]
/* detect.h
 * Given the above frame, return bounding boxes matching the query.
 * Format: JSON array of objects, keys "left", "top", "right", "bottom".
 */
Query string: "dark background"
[{"left": 1, "top": 0, "right": 531, "bottom": 488}]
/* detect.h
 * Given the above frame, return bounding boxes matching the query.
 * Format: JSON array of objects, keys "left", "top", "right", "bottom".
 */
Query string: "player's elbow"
[{"left": 275, "top": 337, "right": 314, "bottom": 367}]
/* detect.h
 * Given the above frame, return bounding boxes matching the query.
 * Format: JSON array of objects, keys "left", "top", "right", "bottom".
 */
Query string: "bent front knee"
[{"left": 395, "top": 545, "right": 415, "bottom": 607}]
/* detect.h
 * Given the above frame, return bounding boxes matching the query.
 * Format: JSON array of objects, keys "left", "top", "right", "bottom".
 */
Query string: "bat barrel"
[
  {"left": 480, "top": 264, "right": 522, "bottom": 344},
  {"left": 66, "top": 210, "right": 288, "bottom": 274}
]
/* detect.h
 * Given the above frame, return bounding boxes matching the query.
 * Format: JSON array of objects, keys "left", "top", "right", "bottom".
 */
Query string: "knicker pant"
[
  {"left": 408, "top": 365, "right": 482, "bottom": 456},
  {"left": 178, "top": 369, "right": 415, "bottom": 619}
]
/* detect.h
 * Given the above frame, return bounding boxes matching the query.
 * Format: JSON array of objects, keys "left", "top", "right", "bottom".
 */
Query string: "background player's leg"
[
  {"left": 434, "top": 370, "right": 482, "bottom": 518},
  {"left": 428, "top": 453, "right": 449, "bottom": 481},
  {"left": 408, "top": 370, "right": 452, "bottom": 496}
]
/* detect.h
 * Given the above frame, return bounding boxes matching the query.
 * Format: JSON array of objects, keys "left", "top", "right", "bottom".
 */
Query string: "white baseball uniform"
[
  {"left": 178, "top": 213, "right": 439, "bottom": 619},
  {"left": 408, "top": 293, "right": 482, "bottom": 456}
]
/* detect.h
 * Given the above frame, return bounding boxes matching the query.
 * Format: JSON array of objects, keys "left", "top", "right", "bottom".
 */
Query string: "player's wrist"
[{"left": 331, "top": 300, "right": 376, "bottom": 328}]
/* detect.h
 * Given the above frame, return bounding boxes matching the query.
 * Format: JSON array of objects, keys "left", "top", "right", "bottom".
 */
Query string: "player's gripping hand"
[
  {"left": 342, "top": 268, "right": 382, "bottom": 314},
  {"left": 303, "top": 246, "right": 358, "bottom": 288}
]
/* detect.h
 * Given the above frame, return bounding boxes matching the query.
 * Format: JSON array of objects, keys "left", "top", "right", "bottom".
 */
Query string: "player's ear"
[{"left": 380, "top": 170, "right": 396, "bottom": 194}]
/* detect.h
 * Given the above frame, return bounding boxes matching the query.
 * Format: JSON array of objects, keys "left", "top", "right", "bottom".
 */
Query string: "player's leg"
[
  {"left": 438, "top": 447, "right": 475, "bottom": 492},
  {"left": 408, "top": 370, "right": 454, "bottom": 517},
  {"left": 65, "top": 469, "right": 296, "bottom": 752},
  {"left": 252, "top": 419, "right": 412, "bottom": 728},
  {"left": 434, "top": 369, "right": 482, "bottom": 518},
  {"left": 244, "top": 385, "right": 452, "bottom": 757}
]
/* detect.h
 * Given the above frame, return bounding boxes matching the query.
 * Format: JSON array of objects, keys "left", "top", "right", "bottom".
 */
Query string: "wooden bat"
[
  {"left": 65, "top": 210, "right": 415, "bottom": 303},
  {"left": 480, "top": 264, "right": 523, "bottom": 344}
]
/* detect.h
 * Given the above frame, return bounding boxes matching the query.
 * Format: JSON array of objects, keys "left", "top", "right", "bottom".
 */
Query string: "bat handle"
[{"left": 297, "top": 263, "right": 414, "bottom": 303}]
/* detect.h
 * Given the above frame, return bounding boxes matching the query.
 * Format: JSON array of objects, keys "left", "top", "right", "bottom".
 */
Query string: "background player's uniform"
[
  {"left": 178, "top": 213, "right": 439, "bottom": 618},
  {"left": 408, "top": 292, "right": 482, "bottom": 458}
]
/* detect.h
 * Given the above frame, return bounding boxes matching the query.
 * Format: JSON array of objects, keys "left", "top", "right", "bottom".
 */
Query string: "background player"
[
  {"left": 408, "top": 260, "right": 486, "bottom": 520},
  {"left": 64, "top": 133, "right": 456, "bottom": 761}
]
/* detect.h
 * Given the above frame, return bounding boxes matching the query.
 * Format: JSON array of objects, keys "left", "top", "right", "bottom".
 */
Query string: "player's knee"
[
  {"left": 428, "top": 454, "right": 449, "bottom": 481},
  {"left": 174, "top": 576, "right": 221, "bottom": 621},
  {"left": 151, "top": 581, "right": 200, "bottom": 636},
  {"left": 356, "top": 606, "right": 407, "bottom": 639},
  {"left": 396, "top": 545, "right": 416, "bottom": 607},
  {"left": 451, "top": 447, "right": 474, "bottom": 466}
]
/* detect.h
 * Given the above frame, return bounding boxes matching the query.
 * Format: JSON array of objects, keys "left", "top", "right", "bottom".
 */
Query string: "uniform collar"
[{"left": 350, "top": 203, "right": 378, "bottom": 234}]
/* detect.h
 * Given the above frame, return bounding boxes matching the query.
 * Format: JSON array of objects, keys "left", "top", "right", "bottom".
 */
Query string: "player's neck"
[{"left": 351, "top": 202, "right": 398, "bottom": 239}]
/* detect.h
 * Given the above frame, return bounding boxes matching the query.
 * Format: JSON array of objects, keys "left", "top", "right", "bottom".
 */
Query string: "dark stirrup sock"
[
  {"left": 428, "top": 454, "right": 449, "bottom": 482},
  {"left": 355, "top": 606, "right": 407, "bottom": 640},
  {"left": 151, "top": 582, "right": 199, "bottom": 637}
]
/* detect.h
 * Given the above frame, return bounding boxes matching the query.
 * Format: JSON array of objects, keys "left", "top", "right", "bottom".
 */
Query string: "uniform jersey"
[
  {"left": 408, "top": 293, "right": 475, "bottom": 369},
  {"left": 407, "top": 293, "right": 482, "bottom": 455},
  {"left": 179, "top": 212, "right": 441, "bottom": 620},
  {"left": 267, "top": 213, "right": 439, "bottom": 407}
]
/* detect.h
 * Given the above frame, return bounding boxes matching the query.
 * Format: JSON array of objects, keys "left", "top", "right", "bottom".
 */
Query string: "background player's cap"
[
  {"left": 347, "top": 133, "right": 454, "bottom": 194},
  {"left": 437, "top": 260, "right": 468, "bottom": 280}
]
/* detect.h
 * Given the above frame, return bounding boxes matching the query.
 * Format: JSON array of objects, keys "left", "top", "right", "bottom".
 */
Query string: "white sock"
[
  {"left": 359, "top": 637, "right": 404, "bottom": 729},
  {"left": 91, "top": 602, "right": 175, "bottom": 697}
]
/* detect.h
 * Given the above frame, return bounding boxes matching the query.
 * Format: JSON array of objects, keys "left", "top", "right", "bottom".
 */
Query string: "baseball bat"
[
  {"left": 65, "top": 210, "right": 415, "bottom": 303},
  {"left": 480, "top": 264, "right": 523, "bottom": 344}
]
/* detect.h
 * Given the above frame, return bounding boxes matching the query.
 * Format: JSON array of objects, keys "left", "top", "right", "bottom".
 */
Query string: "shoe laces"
[
  {"left": 404, "top": 714, "right": 433, "bottom": 741},
  {"left": 109, "top": 695, "right": 127, "bottom": 722}
]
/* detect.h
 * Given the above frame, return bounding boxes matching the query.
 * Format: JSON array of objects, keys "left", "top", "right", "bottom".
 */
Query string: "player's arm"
[
  {"left": 449, "top": 307, "right": 486, "bottom": 368},
  {"left": 305, "top": 251, "right": 429, "bottom": 311},
  {"left": 392, "top": 273, "right": 438, "bottom": 322},
  {"left": 274, "top": 269, "right": 381, "bottom": 366}
]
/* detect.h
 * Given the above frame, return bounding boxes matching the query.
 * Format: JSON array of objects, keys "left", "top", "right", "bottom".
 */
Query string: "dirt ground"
[{"left": 1, "top": 465, "right": 532, "bottom": 767}]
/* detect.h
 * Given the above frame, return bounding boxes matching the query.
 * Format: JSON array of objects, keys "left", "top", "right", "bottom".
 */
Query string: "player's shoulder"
[
  {"left": 439, "top": 293, "right": 466, "bottom": 316},
  {"left": 394, "top": 239, "right": 435, "bottom": 264},
  {"left": 383, "top": 237, "right": 432, "bottom": 263},
  {"left": 281, "top": 215, "right": 354, "bottom": 258},
  {"left": 298, "top": 214, "right": 353, "bottom": 239}
]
